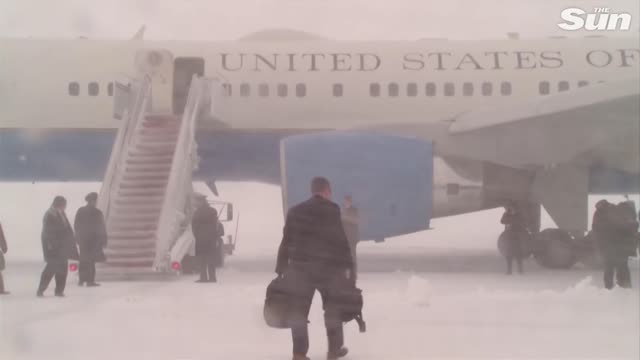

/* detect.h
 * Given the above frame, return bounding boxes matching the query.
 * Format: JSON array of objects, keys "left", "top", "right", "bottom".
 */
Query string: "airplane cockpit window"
[
  {"left": 463, "top": 82, "right": 473, "bottom": 96},
  {"left": 501, "top": 82, "right": 512, "bottom": 96},
  {"left": 277, "top": 83, "right": 288, "bottom": 97},
  {"left": 332, "top": 83, "right": 343, "bottom": 97},
  {"left": 539, "top": 81, "right": 550, "bottom": 95},
  {"left": 68, "top": 82, "right": 80, "bottom": 96},
  {"left": 369, "top": 83, "right": 381, "bottom": 97},
  {"left": 259, "top": 83, "right": 269, "bottom": 97},
  {"left": 444, "top": 82, "right": 455, "bottom": 97},
  {"left": 388, "top": 83, "right": 399, "bottom": 97},
  {"left": 578, "top": 80, "right": 589, "bottom": 88},
  {"left": 426, "top": 83, "right": 437, "bottom": 97},
  {"left": 88, "top": 82, "right": 99, "bottom": 96},
  {"left": 407, "top": 83, "right": 418, "bottom": 97},
  {"left": 558, "top": 81, "right": 569, "bottom": 92},
  {"left": 240, "top": 83, "right": 250, "bottom": 97},
  {"left": 295, "top": 83, "right": 307, "bottom": 97},
  {"left": 481, "top": 82, "right": 493, "bottom": 96},
  {"left": 107, "top": 82, "right": 114, "bottom": 97}
]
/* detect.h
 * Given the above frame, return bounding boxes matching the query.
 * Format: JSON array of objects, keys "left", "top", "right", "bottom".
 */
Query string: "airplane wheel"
[{"left": 534, "top": 228, "right": 577, "bottom": 269}]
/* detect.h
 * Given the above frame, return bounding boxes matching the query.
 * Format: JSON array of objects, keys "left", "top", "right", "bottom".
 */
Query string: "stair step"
[
  {"left": 103, "top": 258, "right": 154, "bottom": 268},
  {"left": 110, "top": 212, "right": 159, "bottom": 222},
  {"left": 117, "top": 188, "right": 165, "bottom": 195},
  {"left": 124, "top": 164, "right": 172, "bottom": 172},
  {"left": 109, "top": 222, "right": 157, "bottom": 231},
  {"left": 119, "top": 180, "right": 168, "bottom": 189},
  {"left": 104, "top": 249, "right": 156, "bottom": 259},
  {"left": 126, "top": 155, "right": 173, "bottom": 164},
  {"left": 113, "top": 198, "right": 164, "bottom": 207},
  {"left": 121, "top": 174, "right": 169, "bottom": 182},
  {"left": 128, "top": 148, "right": 176, "bottom": 156},
  {"left": 144, "top": 114, "right": 180, "bottom": 122},
  {"left": 109, "top": 230, "right": 156, "bottom": 239}
]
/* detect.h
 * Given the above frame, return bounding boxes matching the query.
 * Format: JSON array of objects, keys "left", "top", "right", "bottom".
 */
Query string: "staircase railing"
[
  {"left": 98, "top": 76, "right": 152, "bottom": 220},
  {"left": 153, "top": 76, "right": 213, "bottom": 270}
]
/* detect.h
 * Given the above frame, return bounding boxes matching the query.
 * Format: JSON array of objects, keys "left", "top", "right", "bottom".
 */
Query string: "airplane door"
[{"left": 173, "top": 57, "right": 205, "bottom": 115}]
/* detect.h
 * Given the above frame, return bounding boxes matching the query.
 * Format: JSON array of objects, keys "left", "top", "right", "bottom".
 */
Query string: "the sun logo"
[{"left": 558, "top": 8, "right": 633, "bottom": 31}]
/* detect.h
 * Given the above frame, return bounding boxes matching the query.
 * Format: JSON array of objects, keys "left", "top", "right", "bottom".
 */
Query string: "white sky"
[{"left": 0, "top": 0, "right": 638, "bottom": 40}]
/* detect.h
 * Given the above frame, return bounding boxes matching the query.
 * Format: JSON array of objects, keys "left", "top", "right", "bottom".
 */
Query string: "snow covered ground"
[{"left": 0, "top": 182, "right": 639, "bottom": 359}]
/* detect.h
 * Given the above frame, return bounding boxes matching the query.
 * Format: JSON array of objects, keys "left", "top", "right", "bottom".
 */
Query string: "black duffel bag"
[
  {"left": 263, "top": 275, "right": 295, "bottom": 329},
  {"left": 327, "top": 281, "right": 367, "bottom": 333}
]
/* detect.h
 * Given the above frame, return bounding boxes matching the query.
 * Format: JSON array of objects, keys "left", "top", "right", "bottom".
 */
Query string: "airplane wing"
[{"left": 441, "top": 79, "right": 640, "bottom": 174}]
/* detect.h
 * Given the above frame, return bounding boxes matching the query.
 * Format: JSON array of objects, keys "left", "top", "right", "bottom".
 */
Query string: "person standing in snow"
[
  {"left": 341, "top": 195, "right": 360, "bottom": 281},
  {"left": 500, "top": 202, "right": 527, "bottom": 275},
  {"left": 192, "top": 196, "right": 222, "bottom": 283},
  {"left": 37, "top": 196, "right": 78, "bottom": 297},
  {"left": 74, "top": 192, "right": 107, "bottom": 287},
  {"left": 276, "top": 177, "right": 353, "bottom": 360},
  {"left": 0, "top": 221, "right": 9, "bottom": 295}
]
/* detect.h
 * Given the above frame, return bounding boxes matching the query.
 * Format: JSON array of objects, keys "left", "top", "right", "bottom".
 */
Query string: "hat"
[{"left": 85, "top": 192, "right": 98, "bottom": 202}]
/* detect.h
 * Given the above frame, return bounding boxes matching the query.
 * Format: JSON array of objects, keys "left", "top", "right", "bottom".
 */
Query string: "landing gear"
[{"left": 533, "top": 229, "right": 577, "bottom": 269}]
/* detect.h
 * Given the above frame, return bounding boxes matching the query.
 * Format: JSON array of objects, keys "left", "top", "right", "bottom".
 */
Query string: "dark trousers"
[
  {"left": 199, "top": 255, "right": 217, "bottom": 282},
  {"left": 0, "top": 272, "right": 6, "bottom": 292},
  {"left": 506, "top": 255, "right": 524, "bottom": 275},
  {"left": 604, "top": 257, "right": 631, "bottom": 289},
  {"left": 289, "top": 263, "right": 345, "bottom": 356},
  {"left": 38, "top": 261, "right": 68, "bottom": 295},
  {"left": 78, "top": 261, "right": 96, "bottom": 284}
]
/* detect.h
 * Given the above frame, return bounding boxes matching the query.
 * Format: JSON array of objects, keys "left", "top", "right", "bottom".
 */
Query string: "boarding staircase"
[{"left": 97, "top": 75, "right": 214, "bottom": 275}]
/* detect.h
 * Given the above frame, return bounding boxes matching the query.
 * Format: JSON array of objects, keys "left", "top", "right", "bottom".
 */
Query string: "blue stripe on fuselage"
[{"left": 0, "top": 128, "right": 294, "bottom": 184}]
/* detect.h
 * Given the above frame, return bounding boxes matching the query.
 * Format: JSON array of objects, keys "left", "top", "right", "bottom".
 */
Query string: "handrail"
[
  {"left": 153, "top": 76, "right": 212, "bottom": 270},
  {"left": 98, "top": 76, "right": 152, "bottom": 220}
]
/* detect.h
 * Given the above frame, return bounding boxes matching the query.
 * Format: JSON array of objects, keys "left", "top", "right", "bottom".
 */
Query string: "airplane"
[{"left": 0, "top": 28, "right": 638, "bottom": 270}]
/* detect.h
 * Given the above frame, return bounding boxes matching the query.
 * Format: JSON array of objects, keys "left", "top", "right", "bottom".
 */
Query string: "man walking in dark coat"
[
  {"left": 342, "top": 195, "right": 360, "bottom": 281},
  {"left": 37, "top": 196, "right": 78, "bottom": 297},
  {"left": 593, "top": 199, "right": 629, "bottom": 289},
  {"left": 74, "top": 192, "right": 107, "bottom": 287},
  {"left": 276, "top": 177, "right": 354, "bottom": 360},
  {"left": 192, "top": 197, "right": 223, "bottom": 283},
  {"left": 0, "top": 221, "right": 9, "bottom": 295},
  {"left": 500, "top": 202, "right": 526, "bottom": 275}
]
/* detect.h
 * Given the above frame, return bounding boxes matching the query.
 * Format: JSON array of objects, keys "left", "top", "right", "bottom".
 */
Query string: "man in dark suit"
[
  {"left": 74, "top": 192, "right": 107, "bottom": 287},
  {"left": 192, "top": 196, "right": 223, "bottom": 283},
  {"left": 276, "top": 177, "right": 353, "bottom": 360},
  {"left": 37, "top": 196, "right": 78, "bottom": 297}
]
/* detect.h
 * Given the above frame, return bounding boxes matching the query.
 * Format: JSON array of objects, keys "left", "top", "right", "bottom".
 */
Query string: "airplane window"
[
  {"left": 222, "top": 83, "right": 232, "bottom": 97},
  {"left": 277, "top": 83, "right": 288, "bottom": 97},
  {"left": 463, "top": 82, "right": 473, "bottom": 96},
  {"left": 426, "top": 83, "right": 436, "bottom": 97},
  {"left": 107, "top": 82, "right": 114, "bottom": 97},
  {"left": 259, "top": 83, "right": 269, "bottom": 97},
  {"left": 370, "top": 83, "right": 380, "bottom": 97},
  {"left": 240, "top": 83, "right": 250, "bottom": 97},
  {"left": 481, "top": 82, "right": 492, "bottom": 96},
  {"left": 332, "top": 84, "right": 343, "bottom": 97},
  {"left": 539, "top": 81, "right": 550, "bottom": 95},
  {"left": 578, "top": 80, "right": 589, "bottom": 88},
  {"left": 558, "top": 81, "right": 569, "bottom": 92},
  {"left": 500, "top": 82, "right": 512, "bottom": 96},
  {"left": 388, "top": 83, "right": 399, "bottom": 97},
  {"left": 88, "top": 82, "right": 99, "bottom": 96},
  {"left": 407, "top": 83, "right": 418, "bottom": 97},
  {"left": 68, "top": 82, "right": 80, "bottom": 96},
  {"left": 444, "top": 82, "right": 455, "bottom": 97},
  {"left": 295, "top": 83, "right": 306, "bottom": 97}
]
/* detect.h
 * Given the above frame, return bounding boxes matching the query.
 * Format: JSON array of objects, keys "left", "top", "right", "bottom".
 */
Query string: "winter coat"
[
  {"left": 73, "top": 205, "right": 107, "bottom": 262},
  {"left": 276, "top": 195, "right": 353, "bottom": 275},
  {"left": 192, "top": 204, "right": 223, "bottom": 258},
  {"left": 41, "top": 208, "right": 78, "bottom": 264}
]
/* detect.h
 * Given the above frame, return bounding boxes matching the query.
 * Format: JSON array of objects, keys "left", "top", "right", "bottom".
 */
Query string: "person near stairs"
[
  {"left": 37, "top": 196, "right": 79, "bottom": 297},
  {"left": 0, "top": 221, "right": 9, "bottom": 295},
  {"left": 192, "top": 196, "right": 222, "bottom": 283},
  {"left": 74, "top": 192, "right": 107, "bottom": 287}
]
